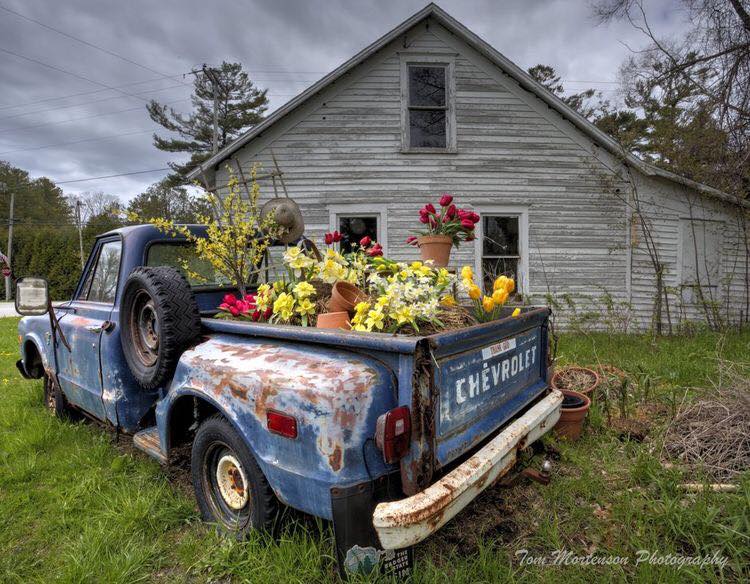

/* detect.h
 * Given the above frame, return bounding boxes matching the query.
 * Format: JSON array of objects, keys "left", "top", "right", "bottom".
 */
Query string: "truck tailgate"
[{"left": 430, "top": 308, "right": 550, "bottom": 467}]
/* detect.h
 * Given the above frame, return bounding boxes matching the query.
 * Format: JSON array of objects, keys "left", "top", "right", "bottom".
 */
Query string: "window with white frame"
[
  {"left": 478, "top": 214, "right": 526, "bottom": 293},
  {"left": 330, "top": 208, "right": 384, "bottom": 254},
  {"left": 401, "top": 56, "right": 455, "bottom": 151}
]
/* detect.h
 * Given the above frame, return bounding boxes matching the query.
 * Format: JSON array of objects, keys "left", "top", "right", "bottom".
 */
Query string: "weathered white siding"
[{"left": 214, "top": 16, "right": 747, "bottom": 331}]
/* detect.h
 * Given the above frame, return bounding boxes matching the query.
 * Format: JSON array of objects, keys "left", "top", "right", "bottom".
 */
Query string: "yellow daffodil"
[
  {"left": 365, "top": 308, "right": 385, "bottom": 331},
  {"left": 391, "top": 305, "right": 415, "bottom": 326},
  {"left": 492, "top": 289, "right": 509, "bottom": 305},
  {"left": 482, "top": 296, "right": 495, "bottom": 312},
  {"left": 468, "top": 284, "right": 482, "bottom": 300},
  {"left": 440, "top": 294, "right": 457, "bottom": 307},
  {"left": 461, "top": 265, "right": 474, "bottom": 281},
  {"left": 511, "top": 307, "right": 521, "bottom": 317},
  {"left": 293, "top": 281, "right": 315, "bottom": 299},
  {"left": 295, "top": 297, "right": 316, "bottom": 316},
  {"left": 272, "top": 292, "right": 295, "bottom": 321}
]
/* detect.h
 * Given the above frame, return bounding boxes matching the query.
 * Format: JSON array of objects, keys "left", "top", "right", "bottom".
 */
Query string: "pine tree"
[{"left": 147, "top": 62, "right": 268, "bottom": 186}]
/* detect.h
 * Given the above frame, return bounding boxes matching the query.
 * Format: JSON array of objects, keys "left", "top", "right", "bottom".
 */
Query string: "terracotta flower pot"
[
  {"left": 316, "top": 311, "right": 351, "bottom": 330},
  {"left": 328, "top": 281, "right": 365, "bottom": 315},
  {"left": 417, "top": 234, "right": 453, "bottom": 267},
  {"left": 554, "top": 389, "right": 591, "bottom": 441},
  {"left": 551, "top": 366, "right": 600, "bottom": 397}
]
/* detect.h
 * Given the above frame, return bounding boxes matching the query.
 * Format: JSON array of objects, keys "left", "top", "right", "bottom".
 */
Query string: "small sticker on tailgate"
[{"left": 481, "top": 338, "right": 517, "bottom": 361}]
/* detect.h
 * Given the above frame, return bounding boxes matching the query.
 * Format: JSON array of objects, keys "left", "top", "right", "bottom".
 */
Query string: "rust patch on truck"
[{"left": 177, "top": 337, "right": 381, "bottom": 473}]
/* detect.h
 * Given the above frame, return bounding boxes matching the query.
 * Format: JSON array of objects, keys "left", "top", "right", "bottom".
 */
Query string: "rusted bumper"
[{"left": 372, "top": 390, "right": 563, "bottom": 549}]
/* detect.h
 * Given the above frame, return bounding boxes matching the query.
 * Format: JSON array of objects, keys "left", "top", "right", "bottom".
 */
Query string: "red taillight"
[
  {"left": 267, "top": 410, "right": 298, "bottom": 439},
  {"left": 375, "top": 406, "right": 411, "bottom": 464}
]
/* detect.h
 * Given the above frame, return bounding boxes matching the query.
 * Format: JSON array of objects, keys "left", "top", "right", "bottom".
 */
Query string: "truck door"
[{"left": 55, "top": 238, "right": 122, "bottom": 422}]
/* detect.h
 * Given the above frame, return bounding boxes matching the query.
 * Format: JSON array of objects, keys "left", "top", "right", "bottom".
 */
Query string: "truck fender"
[{"left": 19, "top": 333, "right": 50, "bottom": 379}]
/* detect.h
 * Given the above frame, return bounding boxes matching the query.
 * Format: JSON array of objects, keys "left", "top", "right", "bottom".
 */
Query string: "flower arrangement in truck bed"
[{"left": 460, "top": 265, "right": 519, "bottom": 322}]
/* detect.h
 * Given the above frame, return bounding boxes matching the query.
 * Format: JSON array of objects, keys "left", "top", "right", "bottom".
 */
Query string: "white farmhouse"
[{"left": 189, "top": 3, "right": 749, "bottom": 332}]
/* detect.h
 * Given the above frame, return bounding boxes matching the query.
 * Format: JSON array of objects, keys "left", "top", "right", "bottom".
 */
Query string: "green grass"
[{"left": 0, "top": 317, "right": 748, "bottom": 582}]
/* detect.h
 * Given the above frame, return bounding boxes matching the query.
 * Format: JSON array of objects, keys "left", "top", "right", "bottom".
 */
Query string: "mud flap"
[{"left": 331, "top": 477, "right": 413, "bottom": 579}]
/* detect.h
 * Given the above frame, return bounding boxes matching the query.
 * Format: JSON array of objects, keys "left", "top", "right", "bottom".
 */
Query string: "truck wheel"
[
  {"left": 191, "top": 415, "right": 279, "bottom": 535},
  {"left": 43, "top": 374, "right": 77, "bottom": 420},
  {"left": 120, "top": 266, "right": 200, "bottom": 390}
]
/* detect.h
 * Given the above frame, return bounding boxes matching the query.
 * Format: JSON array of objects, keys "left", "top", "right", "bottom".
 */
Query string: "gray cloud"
[{"left": 0, "top": 0, "right": 687, "bottom": 201}]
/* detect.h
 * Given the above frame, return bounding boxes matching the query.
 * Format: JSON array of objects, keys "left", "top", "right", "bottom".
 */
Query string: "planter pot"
[
  {"left": 417, "top": 235, "right": 453, "bottom": 267},
  {"left": 316, "top": 311, "right": 351, "bottom": 330},
  {"left": 551, "top": 366, "right": 600, "bottom": 397},
  {"left": 328, "top": 281, "right": 366, "bottom": 315},
  {"left": 554, "top": 389, "right": 591, "bottom": 441}
]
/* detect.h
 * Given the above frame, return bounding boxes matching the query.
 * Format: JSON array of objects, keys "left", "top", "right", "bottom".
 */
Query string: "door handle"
[{"left": 86, "top": 321, "right": 115, "bottom": 334}]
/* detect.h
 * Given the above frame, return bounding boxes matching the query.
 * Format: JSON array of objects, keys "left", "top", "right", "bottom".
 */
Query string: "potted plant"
[
  {"left": 554, "top": 389, "right": 591, "bottom": 440},
  {"left": 407, "top": 195, "right": 478, "bottom": 267},
  {"left": 551, "top": 366, "right": 600, "bottom": 397}
]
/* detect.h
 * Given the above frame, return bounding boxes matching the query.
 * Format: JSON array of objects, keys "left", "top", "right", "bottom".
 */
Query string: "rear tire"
[
  {"left": 120, "top": 266, "right": 200, "bottom": 389},
  {"left": 191, "top": 415, "right": 279, "bottom": 536}
]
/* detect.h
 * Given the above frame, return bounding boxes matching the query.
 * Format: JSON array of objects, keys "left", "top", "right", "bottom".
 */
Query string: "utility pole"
[
  {"left": 189, "top": 64, "right": 223, "bottom": 155},
  {"left": 5, "top": 184, "right": 13, "bottom": 301},
  {"left": 75, "top": 199, "right": 84, "bottom": 269}
]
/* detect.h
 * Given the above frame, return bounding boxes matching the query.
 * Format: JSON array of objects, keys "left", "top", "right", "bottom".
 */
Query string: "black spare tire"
[{"left": 120, "top": 266, "right": 200, "bottom": 389}]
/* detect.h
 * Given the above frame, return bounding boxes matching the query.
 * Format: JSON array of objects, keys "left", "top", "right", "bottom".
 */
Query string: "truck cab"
[{"left": 16, "top": 224, "right": 562, "bottom": 578}]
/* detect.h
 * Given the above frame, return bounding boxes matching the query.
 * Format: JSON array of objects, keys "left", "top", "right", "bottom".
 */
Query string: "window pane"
[
  {"left": 408, "top": 66, "right": 446, "bottom": 107},
  {"left": 88, "top": 241, "right": 121, "bottom": 303},
  {"left": 147, "top": 242, "right": 231, "bottom": 288},
  {"left": 482, "top": 258, "right": 518, "bottom": 291},
  {"left": 338, "top": 216, "right": 378, "bottom": 254},
  {"left": 409, "top": 110, "right": 446, "bottom": 148},
  {"left": 483, "top": 216, "right": 519, "bottom": 256}
]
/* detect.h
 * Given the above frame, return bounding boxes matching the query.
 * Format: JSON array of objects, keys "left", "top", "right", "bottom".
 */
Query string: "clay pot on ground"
[
  {"left": 417, "top": 234, "right": 453, "bottom": 267},
  {"left": 328, "top": 281, "right": 366, "bottom": 315},
  {"left": 553, "top": 389, "right": 591, "bottom": 441},
  {"left": 316, "top": 311, "right": 351, "bottom": 330},
  {"left": 551, "top": 366, "right": 600, "bottom": 397}
]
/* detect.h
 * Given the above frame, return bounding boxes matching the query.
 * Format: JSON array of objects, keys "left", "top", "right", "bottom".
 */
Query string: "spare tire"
[{"left": 120, "top": 266, "right": 201, "bottom": 389}]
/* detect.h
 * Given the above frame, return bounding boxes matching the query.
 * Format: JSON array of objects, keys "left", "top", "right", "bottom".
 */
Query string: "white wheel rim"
[{"left": 215, "top": 453, "right": 249, "bottom": 510}]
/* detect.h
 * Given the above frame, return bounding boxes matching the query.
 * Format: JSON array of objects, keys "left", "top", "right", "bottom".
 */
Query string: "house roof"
[{"left": 187, "top": 3, "right": 747, "bottom": 209}]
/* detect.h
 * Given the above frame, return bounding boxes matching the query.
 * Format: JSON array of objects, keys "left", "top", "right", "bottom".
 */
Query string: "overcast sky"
[{"left": 0, "top": 0, "right": 686, "bottom": 201}]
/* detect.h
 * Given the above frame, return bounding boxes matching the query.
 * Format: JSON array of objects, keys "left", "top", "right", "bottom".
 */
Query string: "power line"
[
  {"left": 0, "top": 97, "right": 190, "bottom": 134},
  {"left": 0, "top": 73, "right": 189, "bottom": 111},
  {"left": 0, "top": 46, "right": 154, "bottom": 103},
  {"left": 0, "top": 82, "right": 188, "bottom": 122},
  {"left": 56, "top": 168, "right": 170, "bottom": 185},
  {"left": 0, "top": 128, "right": 154, "bottom": 155},
  {"left": 0, "top": 3, "right": 191, "bottom": 86}
]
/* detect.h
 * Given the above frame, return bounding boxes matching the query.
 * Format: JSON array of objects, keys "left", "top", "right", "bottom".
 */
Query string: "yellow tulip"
[
  {"left": 493, "top": 275, "right": 508, "bottom": 291},
  {"left": 468, "top": 285, "right": 482, "bottom": 300},
  {"left": 511, "top": 307, "right": 521, "bottom": 317},
  {"left": 505, "top": 278, "right": 515, "bottom": 294},
  {"left": 440, "top": 294, "right": 457, "bottom": 307},
  {"left": 482, "top": 296, "right": 495, "bottom": 312},
  {"left": 461, "top": 265, "right": 474, "bottom": 281},
  {"left": 492, "top": 289, "right": 509, "bottom": 305}
]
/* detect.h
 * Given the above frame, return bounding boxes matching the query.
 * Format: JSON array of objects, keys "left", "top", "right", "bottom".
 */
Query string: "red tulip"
[
  {"left": 324, "top": 232, "right": 334, "bottom": 245},
  {"left": 229, "top": 305, "right": 240, "bottom": 317},
  {"left": 223, "top": 293, "right": 237, "bottom": 306},
  {"left": 461, "top": 218, "right": 474, "bottom": 229},
  {"left": 263, "top": 307, "right": 272, "bottom": 319},
  {"left": 457, "top": 208, "right": 469, "bottom": 219},
  {"left": 446, "top": 204, "right": 457, "bottom": 219},
  {"left": 333, "top": 230, "right": 343, "bottom": 242},
  {"left": 251, "top": 310, "right": 260, "bottom": 322},
  {"left": 359, "top": 236, "right": 372, "bottom": 247},
  {"left": 406, "top": 236, "right": 418, "bottom": 245},
  {"left": 465, "top": 233, "right": 475, "bottom": 242},
  {"left": 219, "top": 303, "right": 230, "bottom": 311},
  {"left": 424, "top": 203, "right": 436, "bottom": 214},
  {"left": 419, "top": 214, "right": 429, "bottom": 224},
  {"left": 469, "top": 212, "right": 480, "bottom": 224},
  {"left": 367, "top": 243, "right": 383, "bottom": 257},
  {"left": 439, "top": 194, "right": 453, "bottom": 207}
]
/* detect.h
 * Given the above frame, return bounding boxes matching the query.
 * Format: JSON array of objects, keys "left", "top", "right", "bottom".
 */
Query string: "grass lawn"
[{"left": 0, "top": 316, "right": 748, "bottom": 583}]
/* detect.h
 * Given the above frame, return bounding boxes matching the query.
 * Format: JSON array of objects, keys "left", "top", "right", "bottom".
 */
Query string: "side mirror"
[{"left": 15, "top": 277, "right": 50, "bottom": 316}]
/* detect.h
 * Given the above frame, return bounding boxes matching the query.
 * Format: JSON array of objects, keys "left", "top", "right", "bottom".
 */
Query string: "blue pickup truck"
[{"left": 15, "top": 224, "right": 562, "bottom": 577}]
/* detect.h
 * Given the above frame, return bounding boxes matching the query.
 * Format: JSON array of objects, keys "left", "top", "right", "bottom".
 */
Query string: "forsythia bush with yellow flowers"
[{"left": 460, "top": 265, "right": 519, "bottom": 322}]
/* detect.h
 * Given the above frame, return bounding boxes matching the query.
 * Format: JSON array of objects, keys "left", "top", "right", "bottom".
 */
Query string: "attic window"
[{"left": 401, "top": 56, "right": 456, "bottom": 152}]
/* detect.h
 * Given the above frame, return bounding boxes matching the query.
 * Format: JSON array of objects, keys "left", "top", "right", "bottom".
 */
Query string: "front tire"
[
  {"left": 43, "top": 374, "right": 77, "bottom": 420},
  {"left": 191, "top": 415, "right": 279, "bottom": 536}
]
